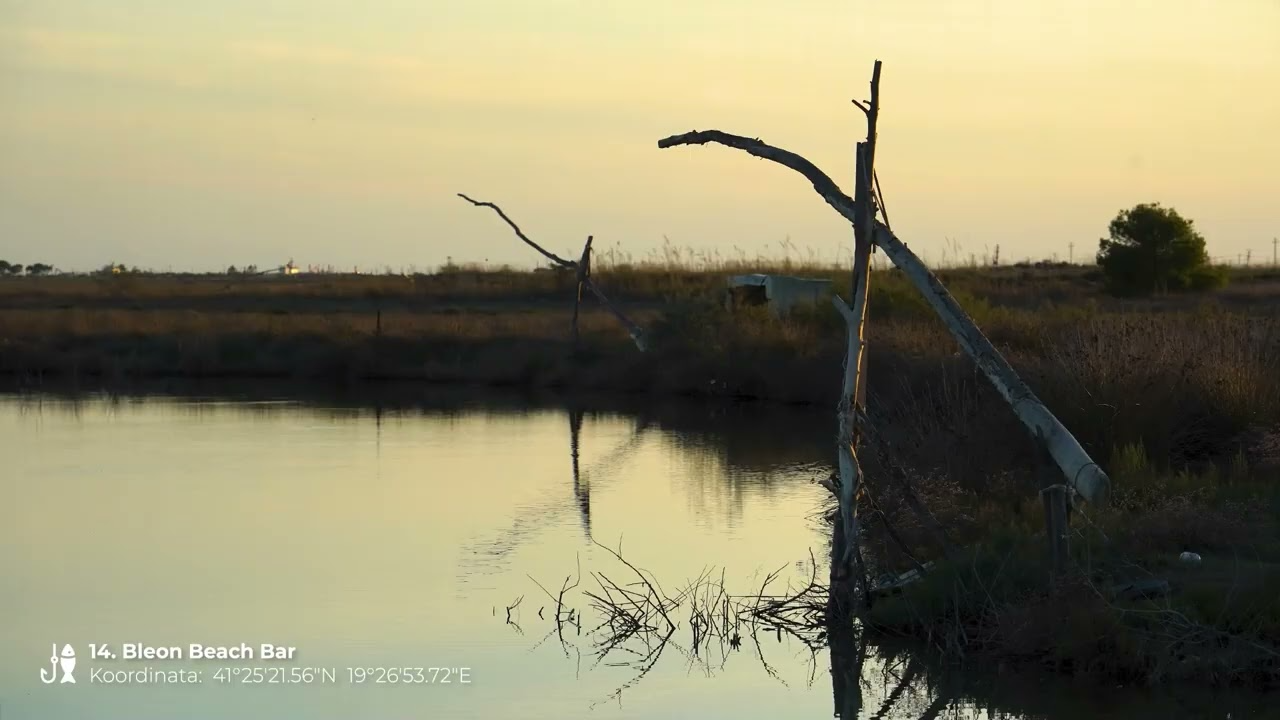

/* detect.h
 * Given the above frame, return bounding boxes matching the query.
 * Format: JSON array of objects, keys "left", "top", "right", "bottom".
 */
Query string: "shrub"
[{"left": 1096, "top": 203, "right": 1221, "bottom": 295}]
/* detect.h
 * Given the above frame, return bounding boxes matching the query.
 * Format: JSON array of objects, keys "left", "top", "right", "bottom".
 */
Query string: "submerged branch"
[{"left": 520, "top": 546, "right": 833, "bottom": 703}]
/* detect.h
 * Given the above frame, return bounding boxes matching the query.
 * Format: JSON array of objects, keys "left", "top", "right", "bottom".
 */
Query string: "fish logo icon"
[{"left": 40, "top": 644, "right": 76, "bottom": 684}]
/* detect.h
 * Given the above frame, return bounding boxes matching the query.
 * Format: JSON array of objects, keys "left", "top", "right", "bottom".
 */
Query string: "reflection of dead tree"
[
  {"left": 867, "top": 655, "right": 919, "bottom": 720},
  {"left": 459, "top": 412, "right": 650, "bottom": 575},
  {"left": 457, "top": 193, "right": 647, "bottom": 351},
  {"left": 916, "top": 691, "right": 955, "bottom": 720},
  {"left": 827, "top": 588, "right": 867, "bottom": 719},
  {"left": 569, "top": 406, "right": 590, "bottom": 540}
]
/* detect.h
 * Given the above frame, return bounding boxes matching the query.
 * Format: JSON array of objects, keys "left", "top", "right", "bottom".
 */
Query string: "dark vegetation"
[
  {"left": 0, "top": 260, "right": 53, "bottom": 276},
  {"left": 3, "top": 258, "right": 1280, "bottom": 687},
  {"left": 1096, "top": 203, "right": 1227, "bottom": 295}
]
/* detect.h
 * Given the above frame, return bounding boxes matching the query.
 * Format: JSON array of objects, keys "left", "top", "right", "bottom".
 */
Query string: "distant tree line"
[{"left": 0, "top": 260, "right": 54, "bottom": 276}]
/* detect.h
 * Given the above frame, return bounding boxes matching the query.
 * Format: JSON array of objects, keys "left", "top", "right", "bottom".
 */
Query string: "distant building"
[{"left": 725, "top": 274, "right": 833, "bottom": 316}]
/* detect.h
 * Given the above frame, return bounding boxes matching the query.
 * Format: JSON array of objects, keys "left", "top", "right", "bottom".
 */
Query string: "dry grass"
[
  {"left": 860, "top": 455, "right": 1280, "bottom": 688},
  {"left": 2, "top": 262, "right": 1278, "bottom": 467},
  {"left": 0, "top": 307, "right": 639, "bottom": 340}
]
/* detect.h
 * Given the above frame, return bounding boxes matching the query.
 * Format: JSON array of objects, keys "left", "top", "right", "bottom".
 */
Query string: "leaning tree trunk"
[{"left": 656, "top": 129, "right": 1110, "bottom": 508}]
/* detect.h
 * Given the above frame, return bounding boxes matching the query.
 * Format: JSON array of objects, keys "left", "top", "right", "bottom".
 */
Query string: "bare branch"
[
  {"left": 457, "top": 193, "right": 576, "bottom": 268},
  {"left": 458, "top": 193, "right": 647, "bottom": 351},
  {"left": 656, "top": 130, "right": 1110, "bottom": 506},
  {"left": 850, "top": 99, "right": 870, "bottom": 115},
  {"left": 658, "top": 131, "right": 856, "bottom": 216},
  {"left": 865, "top": 60, "right": 882, "bottom": 169}
]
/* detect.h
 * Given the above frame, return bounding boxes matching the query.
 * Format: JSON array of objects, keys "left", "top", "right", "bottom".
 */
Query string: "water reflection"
[
  {"left": 569, "top": 405, "right": 589, "bottom": 539},
  {"left": 0, "top": 383, "right": 1270, "bottom": 719}
]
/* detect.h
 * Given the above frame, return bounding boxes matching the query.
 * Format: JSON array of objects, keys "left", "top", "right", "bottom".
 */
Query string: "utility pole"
[
  {"left": 1273, "top": 237, "right": 1277, "bottom": 267},
  {"left": 1246, "top": 249, "right": 1252, "bottom": 266},
  {"left": 1068, "top": 242, "right": 1074, "bottom": 265}
]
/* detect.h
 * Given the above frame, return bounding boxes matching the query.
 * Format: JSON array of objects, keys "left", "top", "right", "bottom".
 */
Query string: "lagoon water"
[{"left": 0, "top": 387, "right": 1262, "bottom": 719}]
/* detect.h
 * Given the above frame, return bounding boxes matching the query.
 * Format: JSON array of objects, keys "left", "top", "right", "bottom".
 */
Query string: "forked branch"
[
  {"left": 458, "top": 191, "right": 648, "bottom": 352},
  {"left": 656, "top": 131, "right": 1110, "bottom": 506}
]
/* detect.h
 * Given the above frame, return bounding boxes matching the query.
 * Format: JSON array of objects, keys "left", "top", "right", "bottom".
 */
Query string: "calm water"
[{"left": 0, "top": 387, "right": 1260, "bottom": 719}]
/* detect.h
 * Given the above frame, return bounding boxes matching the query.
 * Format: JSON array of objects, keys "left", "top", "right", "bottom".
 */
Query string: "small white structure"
[{"left": 726, "top": 274, "right": 833, "bottom": 316}]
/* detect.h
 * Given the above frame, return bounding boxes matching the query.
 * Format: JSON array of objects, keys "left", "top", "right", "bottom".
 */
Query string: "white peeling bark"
[{"left": 830, "top": 140, "right": 877, "bottom": 587}]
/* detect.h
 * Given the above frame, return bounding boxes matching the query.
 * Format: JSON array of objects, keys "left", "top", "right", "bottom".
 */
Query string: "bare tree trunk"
[
  {"left": 830, "top": 62, "right": 882, "bottom": 611},
  {"left": 656, "top": 129, "right": 1110, "bottom": 506},
  {"left": 826, "top": 613, "right": 866, "bottom": 718},
  {"left": 832, "top": 141, "right": 876, "bottom": 607},
  {"left": 571, "top": 236, "right": 593, "bottom": 350}
]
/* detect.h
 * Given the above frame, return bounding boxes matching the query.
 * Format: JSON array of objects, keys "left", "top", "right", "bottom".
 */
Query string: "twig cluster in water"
[{"left": 508, "top": 541, "right": 833, "bottom": 704}]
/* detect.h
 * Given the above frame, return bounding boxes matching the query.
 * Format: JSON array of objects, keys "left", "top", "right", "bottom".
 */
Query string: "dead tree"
[
  {"left": 826, "top": 63, "right": 884, "bottom": 609},
  {"left": 457, "top": 193, "right": 647, "bottom": 351},
  {"left": 657, "top": 60, "right": 1111, "bottom": 603}
]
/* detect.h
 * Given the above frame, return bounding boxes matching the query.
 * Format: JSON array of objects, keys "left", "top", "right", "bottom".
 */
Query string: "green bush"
[
  {"left": 1188, "top": 263, "right": 1230, "bottom": 291},
  {"left": 1096, "top": 203, "right": 1223, "bottom": 295}
]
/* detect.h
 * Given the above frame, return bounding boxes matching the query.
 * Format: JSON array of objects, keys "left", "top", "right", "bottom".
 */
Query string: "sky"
[{"left": 1, "top": 0, "right": 1277, "bottom": 273}]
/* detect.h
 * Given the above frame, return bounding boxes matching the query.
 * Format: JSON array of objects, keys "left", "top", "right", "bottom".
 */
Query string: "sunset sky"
[{"left": 1, "top": 1, "right": 1276, "bottom": 272}]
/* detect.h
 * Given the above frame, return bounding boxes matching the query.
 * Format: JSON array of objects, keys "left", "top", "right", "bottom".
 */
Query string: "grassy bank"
[
  {"left": 859, "top": 458, "right": 1280, "bottom": 687},
  {"left": 3, "top": 264, "right": 1279, "bottom": 458},
  {"left": 5, "top": 261, "right": 1280, "bottom": 686}
]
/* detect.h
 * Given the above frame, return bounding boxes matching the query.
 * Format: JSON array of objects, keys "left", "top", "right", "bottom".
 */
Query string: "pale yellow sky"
[{"left": 1, "top": 1, "right": 1276, "bottom": 272}]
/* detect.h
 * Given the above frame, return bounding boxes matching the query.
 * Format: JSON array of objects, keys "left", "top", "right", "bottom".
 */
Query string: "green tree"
[
  {"left": 27, "top": 263, "right": 53, "bottom": 276},
  {"left": 8, "top": 263, "right": 23, "bottom": 275},
  {"left": 0, "top": 260, "right": 10, "bottom": 275},
  {"left": 1096, "top": 203, "right": 1225, "bottom": 295}
]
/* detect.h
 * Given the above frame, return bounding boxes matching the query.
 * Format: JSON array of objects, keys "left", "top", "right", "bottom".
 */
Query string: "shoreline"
[{"left": 4, "top": 267, "right": 1279, "bottom": 689}]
